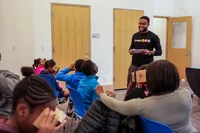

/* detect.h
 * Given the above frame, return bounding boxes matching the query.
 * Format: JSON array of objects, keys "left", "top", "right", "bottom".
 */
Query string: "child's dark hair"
[
  {"left": 12, "top": 67, "right": 55, "bottom": 113},
  {"left": 32, "top": 58, "right": 41, "bottom": 69},
  {"left": 45, "top": 59, "right": 56, "bottom": 69},
  {"left": 75, "top": 59, "right": 85, "bottom": 72},
  {"left": 81, "top": 60, "right": 96, "bottom": 76}
]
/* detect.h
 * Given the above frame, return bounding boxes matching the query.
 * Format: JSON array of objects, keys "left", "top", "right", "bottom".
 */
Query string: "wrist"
[
  {"left": 68, "top": 67, "right": 72, "bottom": 71},
  {"left": 148, "top": 51, "right": 154, "bottom": 55}
]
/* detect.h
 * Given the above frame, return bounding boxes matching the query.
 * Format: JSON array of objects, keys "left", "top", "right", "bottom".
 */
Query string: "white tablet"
[{"left": 130, "top": 49, "right": 145, "bottom": 53}]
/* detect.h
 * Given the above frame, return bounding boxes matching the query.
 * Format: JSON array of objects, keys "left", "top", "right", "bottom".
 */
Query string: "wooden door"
[
  {"left": 114, "top": 9, "right": 144, "bottom": 89},
  {"left": 51, "top": 4, "right": 90, "bottom": 70},
  {"left": 167, "top": 16, "right": 192, "bottom": 79}
]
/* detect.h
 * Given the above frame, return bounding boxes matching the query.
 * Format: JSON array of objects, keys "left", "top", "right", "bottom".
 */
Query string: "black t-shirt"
[{"left": 129, "top": 31, "right": 162, "bottom": 67}]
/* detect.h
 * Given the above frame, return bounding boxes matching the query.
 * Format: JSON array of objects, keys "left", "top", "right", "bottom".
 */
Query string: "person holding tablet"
[{"left": 127, "top": 16, "right": 162, "bottom": 86}]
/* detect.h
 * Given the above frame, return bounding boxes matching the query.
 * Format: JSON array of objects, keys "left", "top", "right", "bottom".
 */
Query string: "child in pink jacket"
[{"left": 32, "top": 58, "right": 46, "bottom": 74}]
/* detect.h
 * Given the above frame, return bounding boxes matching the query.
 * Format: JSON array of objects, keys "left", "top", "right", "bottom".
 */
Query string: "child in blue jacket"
[
  {"left": 77, "top": 60, "right": 99, "bottom": 110},
  {"left": 55, "top": 59, "right": 85, "bottom": 90}
]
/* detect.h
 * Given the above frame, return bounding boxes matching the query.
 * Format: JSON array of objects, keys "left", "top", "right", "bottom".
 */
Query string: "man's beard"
[{"left": 139, "top": 27, "right": 148, "bottom": 32}]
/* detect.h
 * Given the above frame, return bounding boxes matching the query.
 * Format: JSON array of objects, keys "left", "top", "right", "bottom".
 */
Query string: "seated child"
[
  {"left": 77, "top": 60, "right": 99, "bottom": 111},
  {"left": 55, "top": 59, "right": 85, "bottom": 90},
  {"left": 32, "top": 58, "right": 46, "bottom": 74},
  {"left": 124, "top": 65, "right": 149, "bottom": 101},
  {"left": 41, "top": 59, "right": 69, "bottom": 98},
  {"left": 0, "top": 67, "right": 66, "bottom": 133}
]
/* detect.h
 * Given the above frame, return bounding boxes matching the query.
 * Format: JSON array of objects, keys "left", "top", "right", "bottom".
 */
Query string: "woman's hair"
[
  {"left": 12, "top": 67, "right": 55, "bottom": 113},
  {"left": 146, "top": 60, "right": 180, "bottom": 95},
  {"left": 81, "top": 60, "right": 96, "bottom": 76},
  {"left": 32, "top": 58, "right": 41, "bottom": 69}
]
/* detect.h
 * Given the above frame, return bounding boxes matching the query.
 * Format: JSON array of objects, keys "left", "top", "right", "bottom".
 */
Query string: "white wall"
[
  {"left": 153, "top": 0, "right": 173, "bottom": 61},
  {"left": 153, "top": 0, "right": 174, "bottom": 16},
  {"left": 0, "top": 0, "right": 35, "bottom": 77},
  {"left": 153, "top": 0, "right": 200, "bottom": 67},
  {"left": 32, "top": 0, "right": 154, "bottom": 85},
  {"left": 153, "top": 18, "right": 167, "bottom": 60}
]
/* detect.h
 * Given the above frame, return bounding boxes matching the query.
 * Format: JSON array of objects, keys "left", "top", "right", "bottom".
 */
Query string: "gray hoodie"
[{"left": 0, "top": 70, "right": 20, "bottom": 117}]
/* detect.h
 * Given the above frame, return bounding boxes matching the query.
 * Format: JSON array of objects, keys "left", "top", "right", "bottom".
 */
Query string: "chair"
[
  {"left": 38, "top": 74, "right": 59, "bottom": 97},
  {"left": 138, "top": 116, "right": 173, "bottom": 133},
  {"left": 67, "top": 87, "right": 86, "bottom": 133},
  {"left": 186, "top": 67, "right": 200, "bottom": 98}
]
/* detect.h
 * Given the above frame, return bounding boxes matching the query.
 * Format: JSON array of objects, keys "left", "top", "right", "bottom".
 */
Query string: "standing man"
[{"left": 127, "top": 16, "right": 162, "bottom": 86}]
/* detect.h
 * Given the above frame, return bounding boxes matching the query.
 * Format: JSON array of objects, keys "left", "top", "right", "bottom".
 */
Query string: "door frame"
[
  {"left": 113, "top": 8, "right": 144, "bottom": 90},
  {"left": 51, "top": 3, "right": 91, "bottom": 59},
  {"left": 167, "top": 16, "right": 192, "bottom": 79}
]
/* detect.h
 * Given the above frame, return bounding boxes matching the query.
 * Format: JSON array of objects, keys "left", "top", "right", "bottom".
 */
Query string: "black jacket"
[
  {"left": 0, "top": 70, "right": 19, "bottom": 117},
  {"left": 74, "top": 99, "right": 139, "bottom": 133}
]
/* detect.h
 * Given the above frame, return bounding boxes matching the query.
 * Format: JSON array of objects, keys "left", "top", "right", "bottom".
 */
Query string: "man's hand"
[
  {"left": 129, "top": 49, "right": 135, "bottom": 55},
  {"left": 69, "top": 63, "right": 75, "bottom": 71},
  {"left": 140, "top": 49, "right": 149, "bottom": 55},
  {"left": 140, "top": 49, "right": 155, "bottom": 55}
]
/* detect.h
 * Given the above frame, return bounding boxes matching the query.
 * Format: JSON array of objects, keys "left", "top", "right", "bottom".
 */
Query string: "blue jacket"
[
  {"left": 77, "top": 75, "right": 99, "bottom": 111},
  {"left": 55, "top": 68, "right": 85, "bottom": 90}
]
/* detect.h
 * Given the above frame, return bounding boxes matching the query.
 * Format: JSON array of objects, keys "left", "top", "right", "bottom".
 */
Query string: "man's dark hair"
[
  {"left": 146, "top": 60, "right": 180, "bottom": 95},
  {"left": 140, "top": 16, "right": 150, "bottom": 24},
  {"left": 81, "top": 60, "right": 95, "bottom": 76},
  {"left": 75, "top": 59, "right": 85, "bottom": 72},
  {"left": 12, "top": 67, "right": 55, "bottom": 113}
]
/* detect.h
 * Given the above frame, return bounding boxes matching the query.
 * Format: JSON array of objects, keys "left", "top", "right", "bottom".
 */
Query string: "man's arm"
[
  {"left": 153, "top": 35, "right": 162, "bottom": 56},
  {"left": 129, "top": 34, "right": 135, "bottom": 55}
]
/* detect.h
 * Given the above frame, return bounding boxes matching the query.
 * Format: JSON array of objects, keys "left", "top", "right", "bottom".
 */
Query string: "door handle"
[
  {"left": 84, "top": 52, "right": 89, "bottom": 59},
  {"left": 184, "top": 51, "right": 191, "bottom": 55}
]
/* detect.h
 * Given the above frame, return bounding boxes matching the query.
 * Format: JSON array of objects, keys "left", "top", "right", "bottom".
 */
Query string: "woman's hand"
[
  {"left": 37, "top": 108, "right": 66, "bottom": 133},
  {"left": 105, "top": 90, "right": 116, "bottom": 98},
  {"left": 95, "top": 85, "right": 104, "bottom": 96}
]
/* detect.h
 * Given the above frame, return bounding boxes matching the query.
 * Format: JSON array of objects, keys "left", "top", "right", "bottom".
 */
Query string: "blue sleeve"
[
  {"left": 92, "top": 82, "right": 99, "bottom": 101},
  {"left": 55, "top": 68, "right": 72, "bottom": 82},
  {"left": 92, "top": 91, "right": 99, "bottom": 101}
]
